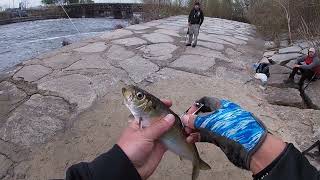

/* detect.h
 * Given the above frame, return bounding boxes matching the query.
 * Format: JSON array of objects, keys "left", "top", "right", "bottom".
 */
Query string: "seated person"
[{"left": 284, "top": 47, "right": 320, "bottom": 87}]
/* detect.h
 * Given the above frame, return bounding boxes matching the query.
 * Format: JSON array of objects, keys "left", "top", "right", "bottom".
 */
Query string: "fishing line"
[{"left": 59, "top": 3, "right": 81, "bottom": 34}]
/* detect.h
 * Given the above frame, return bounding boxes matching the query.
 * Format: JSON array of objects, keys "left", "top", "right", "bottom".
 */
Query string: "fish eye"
[{"left": 136, "top": 92, "right": 144, "bottom": 100}]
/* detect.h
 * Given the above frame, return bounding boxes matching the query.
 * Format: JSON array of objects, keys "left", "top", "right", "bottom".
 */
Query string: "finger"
[
  {"left": 198, "top": 128, "right": 218, "bottom": 144},
  {"left": 139, "top": 142, "right": 167, "bottom": 178},
  {"left": 184, "top": 126, "right": 193, "bottom": 135},
  {"left": 161, "top": 99, "right": 172, "bottom": 107},
  {"left": 142, "top": 114, "right": 175, "bottom": 140},
  {"left": 187, "top": 104, "right": 198, "bottom": 114},
  {"left": 129, "top": 120, "right": 140, "bottom": 129},
  {"left": 181, "top": 114, "right": 196, "bottom": 129},
  {"left": 186, "top": 133, "right": 201, "bottom": 144}
]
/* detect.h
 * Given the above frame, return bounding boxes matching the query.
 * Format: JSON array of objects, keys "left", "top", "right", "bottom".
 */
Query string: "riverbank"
[
  {"left": 0, "top": 18, "right": 129, "bottom": 72},
  {"left": 0, "top": 15, "right": 318, "bottom": 180}
]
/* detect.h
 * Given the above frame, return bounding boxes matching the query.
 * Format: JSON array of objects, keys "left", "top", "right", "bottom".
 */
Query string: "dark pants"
[{"left": 289, "top": 63, "right": 315, "bottom": 86}]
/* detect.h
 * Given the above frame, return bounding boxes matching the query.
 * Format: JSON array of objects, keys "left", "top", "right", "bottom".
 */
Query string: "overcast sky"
[{"left": 0, "top": 0, "right": 140, "bottom": 8}]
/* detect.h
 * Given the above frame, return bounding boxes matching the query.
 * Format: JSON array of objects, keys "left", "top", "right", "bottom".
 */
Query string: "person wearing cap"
[
  {"left": 284, "top": 47, "right": 320, "bottom": 87},
  {"left": 186, "top": 2, "right": 204, "bottom": 48}
]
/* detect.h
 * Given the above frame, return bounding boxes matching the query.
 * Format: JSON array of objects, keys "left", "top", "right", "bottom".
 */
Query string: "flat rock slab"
[
  {"left": 259, "top": 57, "right": 271, "bottom": 64},
  {"left": 38, "top": 74, "right": 96, "bottom": 111},
  {"left": 0, "top": 94, "right": 71, "bottom": 146},
  {"left": 74, "top": 42, "right": 108, "bottom": 53},
  {"left": 305, "top": 80, "right": 320, "bottom": 109},
  {"left": 269, "top": 64, "right": 291, "bottom": 75},
  {"left": 103, "top": 45, "right": 135, "bottom": 61},
  {"left": 198, "top": 34, "right": 234, "bottom": 46},
  {"left": 297, "top": 42, "right": 311, "bottom": 49},
  {"left": 234, "top": 35, "right": 249, "bottom": 41},
  {"left": 112, "top": 37, "right": 147, "bottom": 46},
  {"left": 184, "top": 47, "right": 230, "bottom": 62},
  {"left": 119, "top": 56, "right": 159, "bottom": 83},
  {"left": 272, "top": 105, "right": 320, "bottom": 151},
  {"left": 270, "top": 53, "right": 302, "bottom": 65},
  {"left": 197, "top": 41, "right": 224, "bottom": 51},
  {"left": 171, "top": 55, "right": 215, "bottom": 71},
  {"left": 141, "top": 43, "right": 177, "bottom": 61},
  {"left": 225, "top": 48, "right": 242, "bottom": 58},
  {"left": 263, "top": 51, "right": 276, "bottom": 58},
  {"left": 13, "top": 65, "right": 52, "bottom": 82},
  {"left": 265, "top": 87, "right": 304, "bottom": 108},
  {"left": 268, "top": 73, "right": 290, "bottom": 88},
  {"left": 214, "top": 35, "right": 247, "bottom": 45},
  {"left": 0, "top": 154, "right": 13, "bottom": 179},
  {"left": 100, "top": 29, "right": 133, "bottom": 40},
  {"left": 279, "top": 46, "right": 302, "bottom": 54},
  {"left": 41, "top": 53, "right": 81, "bottom": 69},
  {"left": 0, "top": 81, "right": 27, "bottom": 123},
  {"left": 285, "top": 59, "right": 299, "bottom": 69},
  {"left": 126, "top": 24, "right": 150, "bottom": 31},
  {"left": 156, "top": 24, "right": 182, "bottom": 31},
  {"left": 301, "top": 48, "right": 309, "bottom": 55},
  {"left": 142, "top": 33, "right": 174, "bottom": 43},
  {"left": 66, "top": 54, "right": 111, "bottom": 70},
  {"left": 154, "top": 29, "right": 180, "bottom": 37}
]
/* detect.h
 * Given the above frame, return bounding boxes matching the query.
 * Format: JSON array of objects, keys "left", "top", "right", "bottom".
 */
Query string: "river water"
[{"left": 0, "top": 18, "right": 129, "bottom": 72}]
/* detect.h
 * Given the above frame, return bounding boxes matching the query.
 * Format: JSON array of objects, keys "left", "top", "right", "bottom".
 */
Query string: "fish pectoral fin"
[
  {"left": 192, "top": 164, "right": 200, "bottom": 180},
  {"left": 128, "top": 114, "right": 135, "bottom": 120},
  {"left": 179, "top": 156, "right": 183, "bottom": 161},
  {"left": 199, "top": 158, "right": 211, "bottom": 170},
  {"left": 192, "top": 159, "right": 211, "bottom": 180}
]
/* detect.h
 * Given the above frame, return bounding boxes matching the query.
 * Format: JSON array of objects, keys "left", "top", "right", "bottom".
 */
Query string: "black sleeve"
[
  {"left": 188, "top": 10, "right": 193, "bottom": 23},
  {"left": 254, "top": 143, "right": 319, "bottom": 180},
  {"left": 200, "top": 11, "right": 204, "bottom": 26},
  {"left": 66, "top": 144, "right": 141, "bottom": 180}
]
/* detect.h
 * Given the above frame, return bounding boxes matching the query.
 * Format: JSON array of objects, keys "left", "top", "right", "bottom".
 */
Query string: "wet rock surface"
[{"left": 1, "top": 15, "right": 317, "bottom": 179}]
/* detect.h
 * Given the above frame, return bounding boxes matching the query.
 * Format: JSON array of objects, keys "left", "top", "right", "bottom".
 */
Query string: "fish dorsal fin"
[{"left": 128, "top": 114, "right": 135, "bottom": 120}]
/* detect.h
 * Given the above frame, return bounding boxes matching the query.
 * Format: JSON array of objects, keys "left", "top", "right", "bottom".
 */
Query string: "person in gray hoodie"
[{"left": 285, "top": 47, "right": 320, "bottom": 87}]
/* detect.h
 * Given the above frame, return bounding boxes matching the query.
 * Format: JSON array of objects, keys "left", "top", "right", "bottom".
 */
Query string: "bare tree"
[{"left": 274, "top": 0, "right": 292, "bottom": 45}]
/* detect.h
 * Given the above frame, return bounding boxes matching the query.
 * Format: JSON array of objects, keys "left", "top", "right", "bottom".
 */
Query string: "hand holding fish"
[
  {"left": 182, "top": 97, "right": 268, "bottom": 170},
  {"left": 117, "top": 100, "right": 175, "bottom": 180}
]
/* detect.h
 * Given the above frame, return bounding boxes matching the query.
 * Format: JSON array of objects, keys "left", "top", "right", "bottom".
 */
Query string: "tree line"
[
  {"left": 41, "top": 0, "right": 94, "bottom": 5},
  {"left": 144, "top": 0, "right": 320, "bottom": 45}
]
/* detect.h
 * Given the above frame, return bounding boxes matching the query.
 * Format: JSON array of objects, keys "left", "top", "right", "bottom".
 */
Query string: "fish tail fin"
[
  {"left": 199, "top": 158, "right": 211, "bottom": 170},
  {"left": 192, "top": 159, "right": 211, "bottom": 180},
  {"left": 192, "top": 163, "right": 200, "bottom": 180}
]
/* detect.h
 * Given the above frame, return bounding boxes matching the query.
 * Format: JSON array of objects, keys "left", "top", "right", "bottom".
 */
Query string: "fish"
[{"left": 122, "top": 85, "right": 211, "bottom": 180}]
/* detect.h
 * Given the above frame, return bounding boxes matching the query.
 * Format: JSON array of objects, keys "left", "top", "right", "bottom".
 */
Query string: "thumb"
[{"left": 143, "top": 114, "right": 175, "bottom": 140}]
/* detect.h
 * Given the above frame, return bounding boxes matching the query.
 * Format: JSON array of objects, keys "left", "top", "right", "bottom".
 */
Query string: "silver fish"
[{"left": 122, "top": 85, "right": 211, "bottom": 180}]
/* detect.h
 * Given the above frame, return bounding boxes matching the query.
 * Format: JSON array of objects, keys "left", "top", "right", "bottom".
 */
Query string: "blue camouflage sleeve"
[{"left": 194, "top": 100, "right": 266, "bottom": 152}]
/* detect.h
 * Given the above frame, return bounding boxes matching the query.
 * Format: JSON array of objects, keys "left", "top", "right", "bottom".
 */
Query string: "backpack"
[{"left": 256, "top": 63, "right": 270, "bottom": 78}]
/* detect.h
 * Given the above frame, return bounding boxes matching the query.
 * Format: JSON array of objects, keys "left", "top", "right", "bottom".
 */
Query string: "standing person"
[
  {"left": 187, "top": 2, "right": 204, "bottom": 48},
  {"left": 284, "top": 47, "right": 320, "bottom": 88}
]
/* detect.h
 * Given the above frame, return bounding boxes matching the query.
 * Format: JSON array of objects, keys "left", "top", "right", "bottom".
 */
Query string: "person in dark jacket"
[
  {"left": 284, "top": 47, "right": 320, "bottom": 87},
  {"left": 66, "top": 98, "right": 319, "bottom": 180},
  {"left": 186, "top": 2, "right": 204, "bottom": 48}
]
